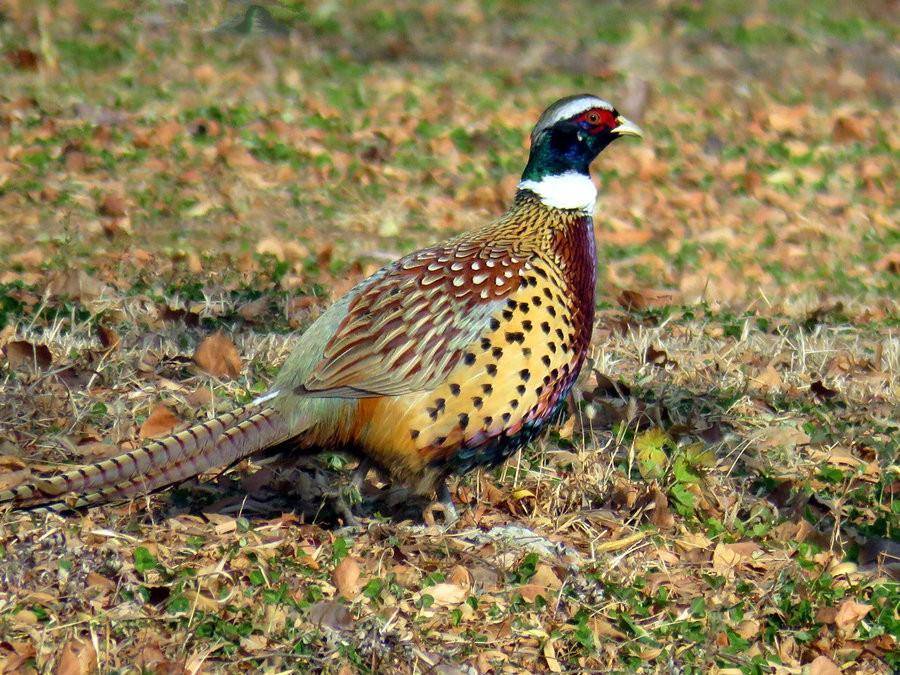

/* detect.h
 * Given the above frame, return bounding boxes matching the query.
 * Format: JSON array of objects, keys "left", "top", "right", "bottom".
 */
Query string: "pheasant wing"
[{"left": 299, "top": 241, "right": 527, "bottom": 398}]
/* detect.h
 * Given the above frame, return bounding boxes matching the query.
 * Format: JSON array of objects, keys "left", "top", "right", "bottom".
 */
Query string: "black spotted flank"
[
  {"left": 463, "top": 352, "right": 476, "bottom": 365},
  {"left": 482, "top": 383, "right": 493, "bottom": 394},
  {"left": 502, "top": 412, "right": 511, "bottom": 423},
  {"left": 542, "top": 355, "right": 551, "bottom": 366},
  {"left": 522, "top": 320, "right": 533, "bottom": 331},
  {"left": 555, "top": 328, "right": 564, "bottom": 339},
  {"left": 458, "top": 413, "right": 469, "bottom": 429},
  {"left": 492, "top": 347, "right": 503, "bottom": 359},
  {"left": 506, "top": 299, "right": 517, "bottom": 309},
  {"left": 505, "top": 331, "right": 525, "bottom": 344},
  {"left": 519, "top": 369, "right": 531, "bottom": 381},
  {"left": 449, "top": 383, "right": 461, "bottom": 396},
  {"left": 410, "top": 429, "right": 420, "bottom": 439},
  {"left": 547, "top": 306, "right": 557, "bottom": 317},
  {"left": 502, "top": 309, "right": 514, "bottom": 320},
  {"left": 480, "top": 337, "right": 491, "bottom": 350},
  {"left": 489, "top": 318, "right": 500, "bottom": 330},
  {"left": 486, "top": 364, "right": 497, "bottom": 376},
  {"left": 532, "top": 295, "right": 542, "bottom": 306},
  {"left": 516, "top": 384, "right": 526, "bottom": 395},
  {"left": 472, "top": 396, "right": 483, "bottom": 409},
  {"left": 541, "top": 321, "right": 551, "bottom": 334},
  {"left": 510, "top": 399, "right": 519, "bottom": 409}
]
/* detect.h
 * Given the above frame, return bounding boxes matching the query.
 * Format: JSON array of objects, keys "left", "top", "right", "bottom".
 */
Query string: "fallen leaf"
[
  {"left": 99, "top": 193, "right": 127, "bottom": 217},
  {"left": 193, "top": 332, "right": 242, "bottom": 379},
  {"left": 591, "top": 617, "right": 626, "bottom": 639},
  {"left": 832, "top": 116, "right": 867, "bottom": 142},
  {"left": 424, "top": 582, "right": 467, "bottom": 607},
  {"left": 332, "top": 557, "right": 360, "bottom": 600},
  {"left": 238, "top": 296, "right": 270, "bottom": 321},
  {"left": 307, "top": 601, "right": 354, "bottom": 630},
  {"left": 48, "top": 269, "right": 109, "bottom": 301},
  {"left": 5, "top": 340, "right": 52, "bottom": 370},
  {"left": 807, "top": 655, "right": 841, "bottom": 675},
  {"left": 810, "top": 379, "right": 838, "bottom": 400},
  {"left": 833, "top": 598, "right": 872, "bottom": 632},
  {"left": 6, "top": 49, "right": 39, "bottom": 70},
  {"left": 754, "top": 363, "right": 783, "bottom": 389},
  {"left": 55, "top": 639, "right": 96, "bottom": 675},
  {"left": 139, "top": 404, "right": 181, "bottom": 439},
  {"left": 447, "top": 564, "right": 472, "bottom": 590},
  {"left": 543, "top": 638, "right": 562, "bottom": 673},
  {"left": 10, "top": 248, "right": 43, "bottom": 267},
  {"left": 712, "top": 542, "right": 763, "bottom": 573},
  {"left": 617, "top": 288, "right": 674, "bottom": 311},
  {"left": 97, "top": 325, "right": 120, "bottom": 352},
  {"left": 650, "top": 488, "right": 675, "bottom": 529},
  {"left": 644, "top": 345, "right": 671, "bottom": 366}
]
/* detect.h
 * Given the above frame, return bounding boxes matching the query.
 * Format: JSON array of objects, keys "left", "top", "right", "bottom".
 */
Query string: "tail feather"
[{"left": 1, "top": 404, "right": 292, "bottom": 511}]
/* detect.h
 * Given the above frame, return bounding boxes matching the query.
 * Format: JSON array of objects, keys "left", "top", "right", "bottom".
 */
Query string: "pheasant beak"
[{"left": 612, "top": 116, "right": 643, "bottom": 139}]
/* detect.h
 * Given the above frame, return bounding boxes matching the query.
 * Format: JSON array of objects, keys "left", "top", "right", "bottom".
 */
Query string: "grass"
[{"left": 0, "top": 0, "right": 897, "bottom": 672}]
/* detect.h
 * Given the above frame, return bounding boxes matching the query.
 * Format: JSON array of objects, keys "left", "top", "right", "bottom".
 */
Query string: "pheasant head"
[{"left": 518, "top": 94, "right": 642, "bottom": 212}]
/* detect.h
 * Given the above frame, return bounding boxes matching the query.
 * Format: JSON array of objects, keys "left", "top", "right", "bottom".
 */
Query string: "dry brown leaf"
[
  {"left": 55, "top": 639, "right": 96, "bottom": 675},
  {"left": 10, "top": 248, "right": 43, "bottom": 267},
  {"left": 591, "top": 617, "right": 626, "bottom": 640},
  {"left": 832, "top": 116, "right": 867, "bottom": 142},
  {"left": 97, "top": 325, "right": 120, "bottom": 352},
  {"left": 543, "top": 638, "right": 562, "bottom": 673},
  {"left": 617, "top": 288, "right": 674, "bottom": 311},
  {"left": 48, "top": 269, "right": 108, "bottom": 301},
  {"left": 307, "top": 601, "right": 353, "bottom": 630},
  {"left": 139, "top": 404, "right": 181, "bottom": 439},
  {"left": 6, "top": 48, "right": 40, "bottom": 70},
  {"left": 754, "top": 363, "right": 783, "bottom": 389},
  {"left": 651, "top": 488, "right": 675, "bottom": 529},
  {"left": 424, "top": 582, "right": 467, "bottom": 607},
  {"left": 532, "top": 563, "right": 562, "bottom": 590},
  {"left": 332, "top": 557, "right": 360, "bottom": 600},
  {"left": 712, "top": 542, "right": 763, "bottom": 573},
  {"left": 447, "top": 564, "right": 472, "bottom": 590},
  {"left": 86, "top": 572, "right": 116, "bottom": 591},
  {"left": 807, "top": 655, "right": 841, "bottom": 675},
  {"left": 238, "top": 296, "right": 270, "bottom": 321},
  {"left": 833, "top": 598, "right": 872, "bottom": 632},
  {"left": 193, "top": 332, "right": 242, "bottom": 379},
  {"left": 5, "top": 340, "right": 52, "bottom": 370},
  {"left": 98, "top": 193, "right": 127, "bottom": 217}
]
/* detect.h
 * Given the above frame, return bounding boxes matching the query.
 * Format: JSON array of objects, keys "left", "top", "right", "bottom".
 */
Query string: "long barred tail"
[{"left": 0, "top": 404, "right": 292, "bottom": 512}]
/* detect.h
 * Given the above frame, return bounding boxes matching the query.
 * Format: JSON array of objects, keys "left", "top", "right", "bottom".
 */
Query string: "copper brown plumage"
[{"left": 0, "top": 94, "right": 643, "bottom": 522}]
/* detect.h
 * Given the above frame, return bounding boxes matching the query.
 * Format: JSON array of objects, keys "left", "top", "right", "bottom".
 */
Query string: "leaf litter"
[{"left": 0, "top": 1, "right": 897, "bottom": 673}]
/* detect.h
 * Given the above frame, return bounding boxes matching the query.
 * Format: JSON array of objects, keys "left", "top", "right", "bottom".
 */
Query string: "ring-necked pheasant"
[{"left": 1, "top": 94, "right": 642, "bottom": 522}]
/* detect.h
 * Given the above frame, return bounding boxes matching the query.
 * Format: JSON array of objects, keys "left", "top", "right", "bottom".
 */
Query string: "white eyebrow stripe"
[{"left": 544, "top": 97, "right": 613, "bottom": 126}]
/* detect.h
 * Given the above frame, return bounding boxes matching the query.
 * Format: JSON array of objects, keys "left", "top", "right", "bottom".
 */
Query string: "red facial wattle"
[{"left": 575, "top": 108, "right": 618, "bottom": 134}]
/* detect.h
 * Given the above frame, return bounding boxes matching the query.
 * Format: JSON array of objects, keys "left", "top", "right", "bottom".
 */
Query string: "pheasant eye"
[{"left": 586, "top": 111, "right": 601, "bottom": 124}]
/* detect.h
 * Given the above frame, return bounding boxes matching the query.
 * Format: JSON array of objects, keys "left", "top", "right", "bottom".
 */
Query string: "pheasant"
[{"left": 1, "top": 94, "right": 642, "bottom": 522}]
